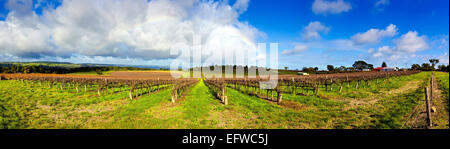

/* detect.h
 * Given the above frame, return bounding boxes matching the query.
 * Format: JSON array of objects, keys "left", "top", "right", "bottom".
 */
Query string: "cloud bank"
[
  {"left": 0, "top": 0, "right": 263, "bottom": 65},
  {"left": 371, "top": 31, "right": 429, "bottom": 61}
]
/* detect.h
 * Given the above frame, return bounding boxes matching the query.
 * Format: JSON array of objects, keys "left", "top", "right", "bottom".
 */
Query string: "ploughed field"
[
  {"left": 110, "top": 71, "right": 184, "bottom": 79},
  {"left": 0, "top": 71, "right": 448, "bottom": 129}
]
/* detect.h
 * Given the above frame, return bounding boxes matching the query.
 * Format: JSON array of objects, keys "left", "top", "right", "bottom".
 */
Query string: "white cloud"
[
  {"left": 373, "top": 52, "right": 383, "bottom": 58},
  {"left": 0, "top": 0, "right": 262, "bottom": 65},
  {"left": 302, "top": 21, "right": 330, "bottom": 40},
  {"left": 437, "top": 35, "right": 449, "bottom": 50},
  {"left": 312, "top": 0, "right": 351, "bottom": 15},
  {"left": 438, "top": 53, "right": 449, "bottom": 64},
  {"left": 351, "top": 24, "right": 398, "bottom": 45},
  {"left": 378, "top": 46, "right": 393, "bottom": 53},
  {"left": 394, "top": 31, "right": 428, "bottom": 53},
  {"left": 370, "top": 31, "right": 429, "bottom": 62},
  {"left": 232, "top": 0, "right": 250, "bottom": 14},
  {"left": 367, "top": 48, "right": 375, "bottom": 54},
  {"left": 372, "top": 46, "right": 392, "bottom": 58},
  {"left": 375, "top": 0, "right": 390, "bottom": 7},
  {"left": 282, "top": 44, "right": 308, "bottom": 55}
]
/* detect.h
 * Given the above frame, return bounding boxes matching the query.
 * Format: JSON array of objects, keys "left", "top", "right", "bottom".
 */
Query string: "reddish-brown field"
[
  {"left": 110, "top": 71, "right": 184, "bottom": 79},
  {"left": 0, "top": 71, "right": 185, "bottom": 80}
]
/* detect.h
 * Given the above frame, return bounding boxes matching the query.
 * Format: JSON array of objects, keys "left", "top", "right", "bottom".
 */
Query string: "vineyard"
[{"left": 0, "top": 71, "right": 448, "bottom": 129}]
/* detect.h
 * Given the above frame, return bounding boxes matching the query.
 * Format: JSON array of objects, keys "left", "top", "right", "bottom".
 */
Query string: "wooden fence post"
[
  {"left": 222, "top": 87, "right": 226, "bottom": 104},
  {"left": 277, "top": 91, "right": 283, "bottom": 104},
  {"left": 224, "top": 96, "right": 228, "bottom": 105},
  {"left": 129, "top": 84, "right": 134, "bottom": 100},
  {"left": 425, "top": 87, "right": 432, "bottom": 128},
  {"left": 129, "top": 90, "right": 133, "bottom": 100},
  {"left": 172, "top": 89, "right": 177, "bottom": 103}
]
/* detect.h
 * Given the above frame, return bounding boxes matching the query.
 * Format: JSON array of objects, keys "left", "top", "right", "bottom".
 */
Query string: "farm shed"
[{"left": 373, "top": 67, "right": 384, "bottom": 71}]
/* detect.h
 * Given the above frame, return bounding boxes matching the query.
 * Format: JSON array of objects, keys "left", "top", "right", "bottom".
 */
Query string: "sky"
[{"left": 0, "top": 0, "right": 448, "bottom": 70}]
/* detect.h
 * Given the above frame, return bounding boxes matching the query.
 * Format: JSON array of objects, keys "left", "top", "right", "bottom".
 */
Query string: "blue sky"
[
  {"left": 238, "top": 0, "right": 449, "bottom": 69},
  {"left": 0, "top": 0, "right": 448, "bottom": 69}
]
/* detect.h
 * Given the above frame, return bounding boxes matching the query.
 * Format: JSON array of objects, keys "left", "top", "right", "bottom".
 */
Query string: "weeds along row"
[
  {"left": 203, "top": 71, "right": 421, "bottom": 104},
  {"left": 0, "top": 73, "right": 198, "bottom": 101}
]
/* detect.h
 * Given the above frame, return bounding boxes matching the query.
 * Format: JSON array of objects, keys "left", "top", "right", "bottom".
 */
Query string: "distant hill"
[
  {"left": 0, "top": 61, "right": 169, "bottom": 74},
  {"left": 0, "top": 61, "right": 164, "bottom": 69}
]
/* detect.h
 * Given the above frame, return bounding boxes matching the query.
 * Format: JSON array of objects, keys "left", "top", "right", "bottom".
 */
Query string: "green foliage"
[
  {"left": 327, "top": 65, "right": 334, "bottom": 71},
  {"left": 435, "top": 72, "right": 449, "bottom": 111},
  {"left": 352, "top": 60, "right": 373, "bottom": 70},
  {"left": 437, "top": 64, "right": 449, "bottom": 72},
  {"left": 95, "top": 69, "right": 103, "bottom": 75},
  {"left": 0, "top": 62, "right": 155, "bottom": 74},
  {"left": 411, "top": 64, "right": 421, "bottom": 70},
  {"left": 429, "top": 59, "right": 439, "bottom": 69},
  {"left": 302, "top": 67, "right": 319, "bottom": 73}
]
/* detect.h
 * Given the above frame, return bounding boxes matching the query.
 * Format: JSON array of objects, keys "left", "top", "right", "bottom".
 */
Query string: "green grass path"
[
  {"left": 181, "top": 80, "right": 218, "bottom": 125},
  {"left": 99, "top": 80, "right": 226, "bottom": 128}
]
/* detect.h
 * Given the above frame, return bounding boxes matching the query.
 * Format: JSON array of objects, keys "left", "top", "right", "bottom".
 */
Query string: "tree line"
[
  {"left": 0, "top": 64, "right": 154, "bottom": 74},
  {"left": 298, "top": 59, "right": 449, "bottom": 74},
  {"left": 410, "top": 59, "right": 449, "bottom": 72}
]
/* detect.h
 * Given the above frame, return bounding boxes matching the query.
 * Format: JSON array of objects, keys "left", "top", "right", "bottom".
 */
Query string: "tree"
[
  {"left": 327, "top": 65, "right": 334, "bottom": 72},
  {"left": 284, "top": 67, "right": 288, "bottom": 70},
  {"left": 382, "top": 61, "right": 387, "bottom": 67},
  {"left": 302, "top": 67, "right": 317, "bottom": 73},
  {"left": 347, "top": 67, "right": 356, "bottom": 71},
  {"left": 438, "top": 64, "right": 448, "bottom": 72},
  {"left": 429, "top": 59, "right": 439, "bottom": 69},
  {"left": 368, "top": 64, "right": 374, "bottom": 69},
  {"left": 23, "top": 66, "right": 31, "bottom": 74},
  {"left": 11, "top": 65, "right": 16, "bottom": 73},
  {"left": 338, "top": 66, "right": 346, "bottom": 72},
  {"left": 39, "top": 67, "right": 44, "bottom": 73},
  {"left": 411, "top": 64, "right": 421, "bottom": 70},
  {"left": 352, "top": 61, "right": 372, "bottom": 70},
  {"left": 421, "top": 63, "right": 433, "bottom": 71},
  {"left": 95, "top": 69, "right": 103, "bottom": 75}
]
